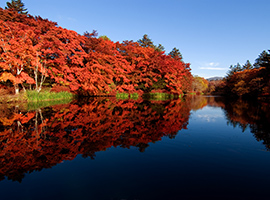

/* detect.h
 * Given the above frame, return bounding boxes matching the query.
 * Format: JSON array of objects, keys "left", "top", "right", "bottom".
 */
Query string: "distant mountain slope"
[{"left": 207, "top": 76, "right": 224, "bottom": 81}]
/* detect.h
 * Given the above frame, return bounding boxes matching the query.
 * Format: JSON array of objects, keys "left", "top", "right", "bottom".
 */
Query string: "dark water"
[{"left": 0, "top": 96, "right": 270, "bottom": 200}]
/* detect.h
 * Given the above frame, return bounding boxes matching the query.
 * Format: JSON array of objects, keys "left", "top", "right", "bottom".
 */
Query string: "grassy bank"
[
  {"left": 0, "top": 90, "right": 74, "bottom": 111},
  {"left": 26, "top": 90, "right": 74, "bottom": 102}
]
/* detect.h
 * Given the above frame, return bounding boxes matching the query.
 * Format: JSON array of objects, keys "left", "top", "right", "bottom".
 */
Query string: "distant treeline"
[{"left": 205, "top": 50, "right": 270, "bottom": 99}]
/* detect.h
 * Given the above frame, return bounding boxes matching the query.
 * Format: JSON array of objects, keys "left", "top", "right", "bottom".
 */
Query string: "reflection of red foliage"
[
  {"left": 0, "top": 98, "right": 191, "bottom": 182},
  {"left": 207, "top": 96, "right": 225, "bottom": 108},
  {"left": 223, "top": 99, "right": 270, "bottom": 150}
]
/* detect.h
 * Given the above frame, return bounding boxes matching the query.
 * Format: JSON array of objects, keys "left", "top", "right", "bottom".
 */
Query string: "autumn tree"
[
  {"left": 0, "top": 8, "right": 192, "bottom": 96},
  {"left": 116, "top": 40, "right": 192, "bottom": 95},
  {"left": 207, "top": 79, "right": 225, "bottom": 95},
  {"left": 5, "top": 0, "right": 28, "bottom": 15},
  {"left": 0, "top": 9, "right": 87, "bottom": 93},
  {"left": 225, "top": 67, "right": 265, "bottom": 97},
  {"left": 99, "top": 35, "right": 111, "bottom": 41},
  {"left": 0, "top": 20, "right": 36, "bottom": 93},
  {"left": 34, "top": 26, "right": 87, "bottom": 92},
  {"left": 225, "top": 50, "right": 270, "bottom": 98},
  {"left": 191, "top": 76, "right": 208, "bottom": 94}
]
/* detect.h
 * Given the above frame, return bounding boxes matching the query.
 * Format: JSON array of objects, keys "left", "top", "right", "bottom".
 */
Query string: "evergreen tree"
[
  {"left": 226, "top": 63, "right": 242, "bottom": 79},
  {"left": 169, "top": 47, "right": 182, "bottom": 60},
  {"left": 137, "top": 34, "right": 155, "bottom": 48},
  {"left": 242, "top": 60, "right": 253, "bottom": 70},
  {"left": 5, "top": 0, "right": 28, "bottom": 15},
  {"left": 155, "top": 44, "right": 165, "bottom": 52},
  {"left": 254, "top": 50, "right": 270, "bottom": 70},
  {"left": 138, "top": 34, "right": 166, "bottom": 52}
]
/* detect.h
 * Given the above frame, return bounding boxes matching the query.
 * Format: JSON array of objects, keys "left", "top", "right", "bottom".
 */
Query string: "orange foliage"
[
  {"left": 0, "top": 8, "right": 192, "bottom": 96},
  {"left": 226, "top": 68, "right": 266, "bottom": 97}
]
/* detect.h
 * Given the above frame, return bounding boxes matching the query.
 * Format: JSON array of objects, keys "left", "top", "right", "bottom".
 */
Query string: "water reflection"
[
  {"left": 222, "top": 98, "right": 270, "bottom": 149},
  {"left": 0, "top": 98, "right": 191, "bottom": 182},
  {"left": 0, "top": 96, "right": 269, "bottom": 182}
]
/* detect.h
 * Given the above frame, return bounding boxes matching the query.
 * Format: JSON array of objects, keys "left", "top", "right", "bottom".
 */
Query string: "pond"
[{"left": 0, "top": 96, "right": 270, "bottom": 200}]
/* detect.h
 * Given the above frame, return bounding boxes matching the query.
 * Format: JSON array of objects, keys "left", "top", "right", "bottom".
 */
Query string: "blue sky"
[{"left": 1, "top": 0, "right": 269, "bottom": 78}]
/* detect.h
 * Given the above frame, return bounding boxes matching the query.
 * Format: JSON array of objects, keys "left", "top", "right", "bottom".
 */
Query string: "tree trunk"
[{"left": 14, "top": 83, "right": 19, "bottom": 94}]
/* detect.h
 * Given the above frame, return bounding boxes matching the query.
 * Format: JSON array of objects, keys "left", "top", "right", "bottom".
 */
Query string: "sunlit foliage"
[{"left": 0, "top": 8, "right": 192, "bottom": 96}]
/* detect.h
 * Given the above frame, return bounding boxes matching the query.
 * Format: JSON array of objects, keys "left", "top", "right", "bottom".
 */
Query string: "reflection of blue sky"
[
  {"left": 196, "top": 114, "right": 223, "bottom": 122},
  {"left": 191, "top": 106, "right": 225, "bottom": 122}
]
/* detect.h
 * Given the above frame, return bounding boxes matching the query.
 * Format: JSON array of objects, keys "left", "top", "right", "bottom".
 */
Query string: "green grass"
[{"left": 26, "top": 90, "right": 74, "bottom": 102}]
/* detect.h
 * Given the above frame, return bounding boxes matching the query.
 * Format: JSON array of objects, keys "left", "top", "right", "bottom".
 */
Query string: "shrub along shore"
[
  {"left": 26, "top": 90, "right": 74, "bottom": 102},
  {"left": 0, "top": 89, "right": 74, "bottom": 104}
]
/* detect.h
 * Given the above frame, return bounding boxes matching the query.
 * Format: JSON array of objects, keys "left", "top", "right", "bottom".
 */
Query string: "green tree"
[
  {"left": 254, "top": 50, "right": 270, "bottom": 95},
  {"left": 169, "top": 47, "right": 182, "bottom": 60},
  {"left": 254, "top": 50, "right": 270, "bottom": 70},
  {"left": 137, "top": 34, "right": 155, "bottom": 48},
  {"left": 242, "top": 60, "right": 253, "bottom": 70},
  {"left": 138, "top": 34, "right": 166, "bottom": 52},
  {"left": 5, "top": 0, "right": 28, "bottom": 14},
  {"left": 155, "top": 44, "right": 165, "bottom": 52},
  {"left": 226, "top": 63, "right": 242, "bottom": 79}
]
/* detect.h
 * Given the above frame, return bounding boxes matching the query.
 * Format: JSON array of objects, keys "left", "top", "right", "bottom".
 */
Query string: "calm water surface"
[{"left": 0, "top": 96, "right": 270, "bottom": 200}]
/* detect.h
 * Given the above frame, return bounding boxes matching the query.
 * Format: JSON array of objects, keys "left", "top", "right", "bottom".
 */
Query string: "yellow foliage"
[{"left": 0, "top": 72, "right": 16, "bottom": 83}]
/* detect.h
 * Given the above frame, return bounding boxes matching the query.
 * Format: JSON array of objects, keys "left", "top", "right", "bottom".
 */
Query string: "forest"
[
  {"left": 0, "top": 3, "right": 193, "bottom": 101},
  {"left": 224, "top": 54, "right": 270, "bottom": 98},
  {"left": 207, "top": 52, "right": 270, "bottom": 99},
  {"left": 0, "top": 1, "right": 269, "bottom": 101}
]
